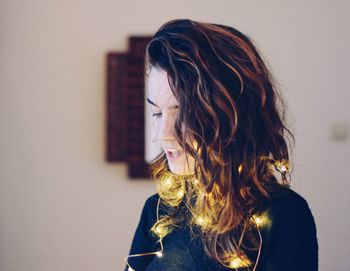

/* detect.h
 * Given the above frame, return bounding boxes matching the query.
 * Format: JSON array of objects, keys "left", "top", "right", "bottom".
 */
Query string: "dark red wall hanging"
[{"left": 106, "top": 36, "right": 153, "bottom": 179}]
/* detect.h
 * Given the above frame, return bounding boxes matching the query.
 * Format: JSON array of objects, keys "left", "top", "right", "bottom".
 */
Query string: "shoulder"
[
  {"left": 139, "top": 193, "right": 160, "bottom": 226},
  {"left": 264, "top": 185, "right": 318, "bottom": 237},
  {"left": 257, "top": 185, "right": 318, "bottom": 241},
  {"left": 125, "top": 193, "right": 161, "bottom": 270},
  {"left": 144, "top": 193, "right": 160, "bottom": 208},
  {"left": 267, "top": 185, "right": 316, "bottom": 225},
  {"left": 269, "top": 185, "right": 312, "bottom": 212},
  {"left": 128, "top": 193, "right": 161, "bottom": 249},
  {"left": 257, "top": 185, "right": 319, "bottom": 270}
]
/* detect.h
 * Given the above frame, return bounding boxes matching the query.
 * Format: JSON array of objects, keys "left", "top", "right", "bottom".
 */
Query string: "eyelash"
[{"left": 152, "top": 112, "right": 162, "bottom": 118}]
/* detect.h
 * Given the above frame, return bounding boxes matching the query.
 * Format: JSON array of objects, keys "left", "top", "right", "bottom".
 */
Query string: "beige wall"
[{"left": 1, "top": 0, "right": 349, "bottom": 270}]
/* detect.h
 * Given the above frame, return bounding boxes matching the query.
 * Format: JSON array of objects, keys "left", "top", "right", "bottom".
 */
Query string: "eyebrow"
[{"left": 146, "top": 97, "right": 179, "bottom": 109}]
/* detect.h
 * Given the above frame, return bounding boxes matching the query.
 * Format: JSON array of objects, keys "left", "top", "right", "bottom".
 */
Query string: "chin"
[
  {"left": 168, "top": 164, "right": 182, "bottom": 175},
  {"left": 168, "top": 163, "right": 193, "bottom": 176}
]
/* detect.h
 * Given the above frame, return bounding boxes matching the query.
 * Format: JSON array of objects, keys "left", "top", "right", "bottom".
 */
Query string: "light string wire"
[
  {"left": 184, "top": 201, "right": 263, "bottom": 271},
  {"left": 125, "top": 195, "right": 263, "bottom": 271},
  {"left": 124, "top": 197, "right": 164, "bottom": 271},
  {"left": 251, "top": 217, "right": 263, "bottom": 271}
]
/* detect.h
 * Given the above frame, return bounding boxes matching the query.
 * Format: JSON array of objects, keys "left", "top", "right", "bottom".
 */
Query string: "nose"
[{"left": 153, "top": 113, "right": 177, "bottom": 143}]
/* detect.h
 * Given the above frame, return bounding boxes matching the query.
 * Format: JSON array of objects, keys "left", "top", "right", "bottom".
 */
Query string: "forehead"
[{"left": 146, "top": 67, "right": 178, "bottom": 107}]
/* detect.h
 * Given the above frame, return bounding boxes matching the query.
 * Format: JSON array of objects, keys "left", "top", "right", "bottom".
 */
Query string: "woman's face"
[{"left": 146, "top": 67, "right": 195, "bottom": 175}]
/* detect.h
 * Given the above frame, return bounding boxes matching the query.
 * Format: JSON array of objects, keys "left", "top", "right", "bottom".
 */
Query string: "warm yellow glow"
[
  {"left": 125, "top": 198, "right": 168, "bottom": 271},
  {"left": 177, "top": 190, "right": 184, "bottom": 197},
  {"left": 151, "top": 217, "right": 173, "bottom": 239},
  {"left": 156, "top": 172, "right": 186, "bottom": 207},
  {"left": 238, "top": 164, "right": 243, "bottom": 174},
  {"left": 255, "top": 216, "right": 263, "bottom": 225},
  {"left": 163, "top": 177, "right": 173, "bottom": 188},
  {"left": 251, "top": 213, "right": 270, "bottom": 228},
  {"left": 279, "top": 165, "right": 287, "bottom": 172},
  {"left": 197, "top": 190, "right": 206, "bottom": 199},
  {"left": 151, "top": 215, "right": 173, "bottom": 239},
  {"left": 153, "top": 224, "right": 168, "bottom": 238},
  {"left": 229, "top": 256, "right": 249, "bottom": 268},
  {"left": 196, "top": 216, "right": 204, "bottom": 225},
  {"left": 195, "top": 215, "right": 211, "bottom": 228},
  {"left": 193, "top": 178, "right": 200, "bottom": 185},
  {"left": 274, "top": 159, "right": 289, "bottom": 173}
]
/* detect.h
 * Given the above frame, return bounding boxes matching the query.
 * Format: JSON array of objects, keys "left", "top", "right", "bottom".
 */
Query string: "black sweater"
[{"left": 124, "top": 186, "right": 318, "bottom": 271}]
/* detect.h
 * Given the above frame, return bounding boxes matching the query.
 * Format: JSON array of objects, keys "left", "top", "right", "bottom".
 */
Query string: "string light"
[
  {"left": 254, "top": 216, "right": 263, "bottom": 226},
  {"left": 196, "top": 216, "right": 205, "bottom": 225},
  {"left": 238, "top": 164, "right": 243, "bottom": 174},
  {"left": 125, "top": 175, "right": 266, "bottom": 271},
  {"left": 251, "top": 217, "right": 263, "bottom": 271},
  {"left": 265, "top": 156, "right": 290, "bottom": 175},
  {"left": 177, "top": 190, "right": 184, "bottom": 197},
  {"left": 152, "top": 224, "right": 169, "bottom": 238},
  {"left": 193, "top": 178, "right": 200, "bottom": 185},
  {"left": 151, "top": 216, "right": 173, "bottom": 239},
  {"left": 156, "top": 173, "right": 186, "bottom": 207},
  {"left": 163, "top": 177, "right": 173, "bottom": 188},
  {"left": 229, "top": 256, "right": 250, "bottom": 269},
  {"left": 251, "top": 212, "right": 270, "bottom": 228},
  {"left": 274, "top": 159, "right": 289, "bottom": 174},
  {"left": 125, "top": 197, "right": 165, "bottom": 271},
  {"left": 193, "top": 213, "right": 212, "bottom": 229},
  {"left": 220, "top": 216, "right": 263, "bottom": 271}
]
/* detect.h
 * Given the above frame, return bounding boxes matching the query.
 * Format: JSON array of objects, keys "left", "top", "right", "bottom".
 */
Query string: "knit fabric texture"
[{"left": 124, "top": 186, "right": 318, "bottom": 271}]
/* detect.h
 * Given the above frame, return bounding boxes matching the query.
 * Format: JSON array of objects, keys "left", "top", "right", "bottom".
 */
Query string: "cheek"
[{"left": 150, "top": 119, "right": 159, "bottom": 139}]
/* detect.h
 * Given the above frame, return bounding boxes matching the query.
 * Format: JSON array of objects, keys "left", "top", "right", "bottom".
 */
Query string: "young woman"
[{"left": 124, "top": 19, "right": 318, "bottom": 271}]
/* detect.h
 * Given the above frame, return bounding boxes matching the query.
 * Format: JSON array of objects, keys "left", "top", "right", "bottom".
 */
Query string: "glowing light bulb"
[
  {"left": 197, "top": 189, "right": 206, "bottom": 199},
  {"left": 196, "top": 216, "right": 204, "bottom": 225},
  {"left": 274, "top": 159, "right": 289, "bottom": 173},
  {"left": 255, "top": 216, "right": 263, "bottom": 226},
  {"left": 229, "top": 256, "right": 249, "bottom": 269},
  {"left": 177, "top": 190, "right": 184, "bottom": 197},
  {"left": 238, "top": 164, "right": 243, "bottom": 174},
  {"left": 155, "top": 251, "right": 163, "bottom": 257},
  {"left": 193, "top": 178, "right": 200, "bottom": 185},
  {"left": 154, "top": 224, "right": 168, "bottom": 238},
  {"left": 251, "top": 213, "right": 270, "bottom": 227},
  {"left": 280, "top": 165, "right": 287, "bottom": 172},
  {"left": 195, "top": 215, "right": 210, "bottom": 228},
  {"left": 163, "top": 178, "right": 173, "bottom": 188},
  {"left": 128, "top": 267, "right": 135, "bottom": 271},
  {"left": 155, "top": 225, "right": 163, "bottom": 234}
]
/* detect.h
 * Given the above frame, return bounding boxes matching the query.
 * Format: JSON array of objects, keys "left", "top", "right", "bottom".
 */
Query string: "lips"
[
  {"left": 167, "top": 149, "right": 182, "bottom": 156},
  {"left": 164, "top": 148, "right": 184, "bottom": 160}
]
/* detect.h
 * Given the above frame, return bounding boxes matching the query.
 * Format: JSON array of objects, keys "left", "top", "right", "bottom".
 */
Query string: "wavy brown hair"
[{"left": 145, "top": 19, "right": 295, "bottom": 268}]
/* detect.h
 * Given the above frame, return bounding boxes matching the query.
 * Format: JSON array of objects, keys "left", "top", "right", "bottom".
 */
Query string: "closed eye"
[{"left": 152, "top": 112, "right": 162, "bottom": 118}]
